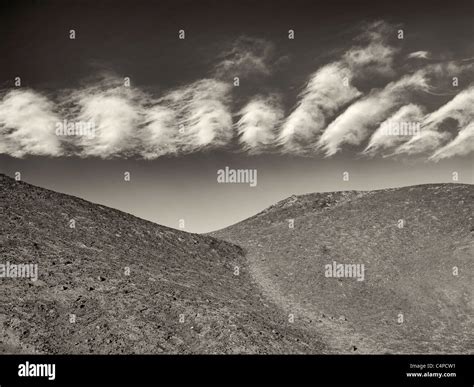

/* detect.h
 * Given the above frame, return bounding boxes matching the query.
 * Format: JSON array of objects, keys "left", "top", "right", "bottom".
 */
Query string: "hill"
[
  {"left": 212, "top": 184, "right": 474, "bottom": 353},
  {"left": 2, "top": 174, "right": 472, "bottom": 354},
  {"left": 0, "top": 173, "right": 325, "bottom": 354}
]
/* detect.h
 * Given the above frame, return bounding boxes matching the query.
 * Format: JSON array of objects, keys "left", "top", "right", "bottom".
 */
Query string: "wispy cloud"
[
  {"left": 214, "top": 36, "right": 279, "bottom": 80},
  {"left": 423, "top": 84, "right": 474, "bottom": 129},
  {"left": 430, "top": 121, "right": 474, "bottom": 160},
  {"left": 343, "top": 20, "right": 399, "bottom": 77},
  {"left": 160, "top": 79, "right": 233, "bottom": 151},
  {"left": 318, "top": 71, "right": 428, "bottom": 156},
  {"left": 395, "top": 85, "right": 474, "bottom": 155},
  {"left": 139, "top": 79, "right": 234, "bottom": 159},
  {"left": 75, "top": 88, "right": 141, "bottom": 158},
  {"left": 278, "top": 21, "right": 398, "bottom": 154},
  {"left": 278, "top": 62, "right": 362, "bottom": 153},
  {"left": 236, "top": 94, "right": 283, "bottom": 153},
  {"left": 140, "top": 105, "right": 179, "bottom": 159},
  {"left": 0, "top": 89, "right": 63, "bottom": 157},
  {"left": 408, "top": 51, "right": 430, "bottom": 60},
  {"left": 364, "top": 103, "right": 425, "bottom": 155},
  {"left": 0, "top": 25, "right": 472, "bottom": 161},
  {"left": 394, "top": 130, "right": 452, "bottom": 156}
]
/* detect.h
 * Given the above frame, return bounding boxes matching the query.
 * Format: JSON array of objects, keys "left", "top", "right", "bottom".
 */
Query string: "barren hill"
[
  {"left": 0, "top": 174, "right": 325, "bottom": 354},
  {"left": 212, "top": 184, "right": 474, "bottom": 353},
  {"left": 1, "top": 174, "right": 472, "bottom": 354}
]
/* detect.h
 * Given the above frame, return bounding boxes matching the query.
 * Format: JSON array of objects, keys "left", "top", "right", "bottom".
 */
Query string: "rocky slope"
[
  {"left": 1, "top": 173, "right": 472, "bottom": 354},
  {"left": 0, "top": 173, "right": 325, "bottom": 354},
  {"left": 212, "top": 184, "right": 474, "bottom": 353}
]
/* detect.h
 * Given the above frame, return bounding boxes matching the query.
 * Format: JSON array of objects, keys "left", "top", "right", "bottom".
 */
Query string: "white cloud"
[
  {"left": 278, "top": 62, "right": 362, "bottom": 153},
  {"left": 0, "top": 26, "right": 471, "bottom": 162},
  {"left": 138, "top": 79, "right": 234, "bottom": 159},
  {"left": 214, "top": 37, "right": 276, "bottom": 79},
  {"left": 423, "top": 85, "right": 474, "bottom": 130},
  {"left": 430, "top": 121, "right": 474, "bottom": 160},
  {"left": 394, "top": 130, "right": 452, "bottom": 155},
  {"left": 0, "top": 89, "right": 63, "bottom": 157},
  {"left": 236, "top": 94, "right": 283, "bottom": 153},
  {"left": 159, "top": 79, "right": 233, "bottom": 152},
  {"left": 140, "top": 105, "right": 179, "bottom": 159},
  {"left": 344, "top": 41, "right": 397, "bottom": 77},
  {"left": 74, "top": 88, "right": 141, "bottom": 158},
  {"left": 59, "top": 77, "right": 234, "bottom": 159},
  {"left": 408, "top": 51, "right": 430, "bottom": 59},
  {"left": 344, "top": 20, "right": 398, "bottom": 77},
  {"left": 318, "top": 72, "right": 428, "bottom": 156},
  {"left": 394, "top": 85, "right": 474, "bottom": 155},
  {"left": 364, "top": 104, "right": 425, "bottom": 154},
  {"left": 278, "top": 21, "right": 399, "bottom": 153}
]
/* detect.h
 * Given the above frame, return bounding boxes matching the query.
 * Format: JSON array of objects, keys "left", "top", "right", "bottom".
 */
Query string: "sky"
[{"left": 0, "top": 0, "right": 473, "bottom": 232}]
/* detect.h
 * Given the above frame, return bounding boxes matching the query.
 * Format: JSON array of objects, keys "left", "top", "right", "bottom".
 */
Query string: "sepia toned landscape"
[{"left": 0, "top": 1, "right": 473, "bottom": 376}]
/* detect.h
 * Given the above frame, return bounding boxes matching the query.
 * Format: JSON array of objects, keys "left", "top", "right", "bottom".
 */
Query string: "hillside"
[
  {"left": 1, "top": 174, "right": 472, "bottom": 354},
  {"left": 212, "top": 184, "right": 474, "bottom": 353},
  {"left": 0, "top": 173, "right": 325, "bottom": 354}
]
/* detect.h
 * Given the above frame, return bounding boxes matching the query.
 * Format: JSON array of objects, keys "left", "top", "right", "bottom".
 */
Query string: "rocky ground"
[
  {"left": 1, "top": 173, "right": 472, "bottom": 353},
  {"left": 212, "top": 184, "right": 474, "bottom": 354},
  {"left": 0, "top": 174, "right": 325, "bottom": 354}
]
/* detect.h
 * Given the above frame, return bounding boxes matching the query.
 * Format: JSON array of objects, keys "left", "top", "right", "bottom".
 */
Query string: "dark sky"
[
  {"left": 1, "top": 0, "right": 473, "bottom": 90},
  {"left": 0, "top": 0, "right": 473, "bottom": 232}
]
